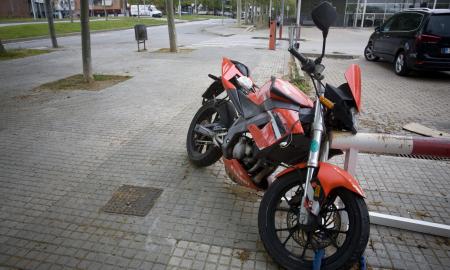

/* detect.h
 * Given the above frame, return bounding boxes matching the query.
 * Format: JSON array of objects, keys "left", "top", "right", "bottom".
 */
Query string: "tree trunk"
[
  {"left": 138, "top": 2, "right": 140, "bottom": 19},
  {"left": 45, "top": 0, "right": 58, "bottom": 48},
  {"left": 237, "top": 0, "right": 241, "bottom": 26},
  {"left": 0, "top": 40, "right": 6, "bottom": 54},
  {"left": 165, "top": 0, "right": 178, "bottom": 52},
  {"left": 80, "top": 0, "right": 94, "bottom": 83}
]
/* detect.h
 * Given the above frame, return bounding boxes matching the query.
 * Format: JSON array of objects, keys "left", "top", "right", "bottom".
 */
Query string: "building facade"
[
  {"left": 0, "top": 0, "right": 126, "bottom": 18},
  {"left": 298, "top": 0, "right": 450, "bottom": 27},
  {"left": 343, "top": 0, "right": 450, "bottom": 27}
]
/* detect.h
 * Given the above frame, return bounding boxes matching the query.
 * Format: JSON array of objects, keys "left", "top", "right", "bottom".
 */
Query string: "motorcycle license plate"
[{"left": 442, "top": 48, "right": 450, "bottom": 54}]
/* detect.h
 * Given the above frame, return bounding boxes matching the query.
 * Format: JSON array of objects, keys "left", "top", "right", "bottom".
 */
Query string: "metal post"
[
  {"left": 354, "top": 0, "right": 360, "bottom": 27},
  {"left": 68, "top": 0, "right": 73, "bottom": 22},
  {"left": 279, "top": 0, "right": 285, "bottom": 39},
  {"left": 343, "top": 148, "right": 359, "bottom": 175},
  {"left": 178, "top": 0, "right": 181, "bottom": 17},
  {"left": 269, "top": 0, "right": 272, "bottom": 21},
  {"left": 433, "top": 0, "right": 437, "bottom": 9},
  {"left": 296, "top": 0, "right": 301, "bottom": 26},
  {"left": 31, "top": 0, "right": 37, "bottom": 20},
  {"left": 369, "top": 212, "right": 450, "bottom": 238},
  {"left": 360, "top": 0, "right": 367, "bottom": 28}
]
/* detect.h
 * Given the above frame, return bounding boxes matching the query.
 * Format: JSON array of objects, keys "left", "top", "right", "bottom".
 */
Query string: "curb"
[{"left": 303, "top": 53, "right": 360, "bottom": 59}]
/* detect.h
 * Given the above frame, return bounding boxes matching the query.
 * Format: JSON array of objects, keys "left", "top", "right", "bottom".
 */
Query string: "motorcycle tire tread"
[{"left": 186, "top": 100, "right": 223, "bottom": 167}]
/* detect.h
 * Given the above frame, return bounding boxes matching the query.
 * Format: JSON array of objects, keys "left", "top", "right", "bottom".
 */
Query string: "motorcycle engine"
[{"left": 232, "top": 136, "right": 275, "bottom": 188}]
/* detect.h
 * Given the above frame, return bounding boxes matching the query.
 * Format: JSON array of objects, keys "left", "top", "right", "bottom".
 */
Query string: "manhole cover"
[{"left": 101, "top": 185, "right": 163, "bottom": 216}]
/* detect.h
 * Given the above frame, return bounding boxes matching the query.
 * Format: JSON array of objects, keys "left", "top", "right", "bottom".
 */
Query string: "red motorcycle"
[{"left": 186, "top": 2, "right": 369, "bottom": 269}]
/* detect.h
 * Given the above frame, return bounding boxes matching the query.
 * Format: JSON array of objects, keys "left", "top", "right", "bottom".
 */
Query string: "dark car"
[{"left": 364, "top": 8, "right": 450, "bottom": 75}]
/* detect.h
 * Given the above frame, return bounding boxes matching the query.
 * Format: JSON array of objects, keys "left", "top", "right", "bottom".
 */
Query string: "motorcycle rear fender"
[{"left": 277, "top": 162, "right": 365, "bottom": 197}]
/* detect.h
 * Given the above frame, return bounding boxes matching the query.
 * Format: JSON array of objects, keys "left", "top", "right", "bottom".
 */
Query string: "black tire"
[
  {"left": 364, "top": 43, "right": 379, "bottom": 61},
  {"left": 258, "top": 171, "right": 370, "bottom": 270},
  {"left": 394, "top": 51, "right": 410, "bottom": 76},
  {"left": 186, "top": 101, "right": 222, "bottom": 167}
]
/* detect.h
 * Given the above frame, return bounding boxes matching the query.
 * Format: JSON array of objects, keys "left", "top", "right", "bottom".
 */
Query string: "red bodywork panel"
[
  {"left": 223, "top": 158, "right": 260, "bottom": 190},
  {"left": 221, "top": 58, "right": 242, "bottom": 90},
  {"left": 317, "top": 162, "right": 365, "bottom": 197},
  {"left": 248, "top": 79, "right": 314, "bottom": 108},
  {"left": 275, "top": 162, "right": 365, "bottom": 197},
  {"left": 344, "top": 64, "right": 362, "bottom": 112},
  {"left": 276, "top": 162, "right": 307, "bottom": 178},
  {"left": 247, "top": 108, "right": 304, "bottom": 150}
]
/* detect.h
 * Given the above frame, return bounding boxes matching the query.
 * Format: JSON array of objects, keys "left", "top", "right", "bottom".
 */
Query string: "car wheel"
[
  {"left": 364, "top": 43, "right": 379, "bottom": 61},
  {"left": 394, "top": 51, "right": 410, "bottom": 76}
]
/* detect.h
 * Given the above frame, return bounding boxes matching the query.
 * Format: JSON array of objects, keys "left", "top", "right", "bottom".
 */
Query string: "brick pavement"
[{"left": 0, "top": 24, "right": 449, "bottom": 270}]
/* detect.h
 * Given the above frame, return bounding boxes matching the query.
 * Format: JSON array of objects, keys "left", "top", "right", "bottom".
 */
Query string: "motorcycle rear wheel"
[
  {"left": 258, "top": 170, "right": 369, "bottom": 270},
  {"left": 186, "top": 101, "right": 222, "bottom": 167}
]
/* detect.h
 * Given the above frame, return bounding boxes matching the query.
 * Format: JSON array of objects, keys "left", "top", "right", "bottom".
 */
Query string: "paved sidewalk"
[{"left": 0, "top": 23, "right": 449, "bottom": 270}]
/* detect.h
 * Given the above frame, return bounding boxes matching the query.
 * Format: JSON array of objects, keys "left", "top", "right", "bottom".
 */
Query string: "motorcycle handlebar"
[
  {"left": 288, "top": 47, "right": 317, "bottom": 75},
  {"left": 288, "top": 47, "right": 309, "bottom": 65}
]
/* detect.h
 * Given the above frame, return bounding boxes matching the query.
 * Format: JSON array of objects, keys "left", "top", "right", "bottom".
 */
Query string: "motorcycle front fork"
[{"left": 298, "top": 86, "right": 328, "bottom": 225}]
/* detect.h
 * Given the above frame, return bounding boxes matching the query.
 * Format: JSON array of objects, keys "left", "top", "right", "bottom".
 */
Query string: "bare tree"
[
  {"left": 0, "top": 40, "right": 6, "bottom": 54},
  {"left": 165, "top": 0, "right": 178, "bottom": 52},
  {"left": 45, "top": 0, "right": 58, "bottom": 48},
  {"left": 80, "top": 0, "right": 93, "bottom": 82}
]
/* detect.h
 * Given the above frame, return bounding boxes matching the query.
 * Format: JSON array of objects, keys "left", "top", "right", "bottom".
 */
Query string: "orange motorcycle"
[{"left": 186, "top": 2, "right": 369, "bottom": 269}]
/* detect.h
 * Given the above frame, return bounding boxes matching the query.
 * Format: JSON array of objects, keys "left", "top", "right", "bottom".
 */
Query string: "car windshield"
[{"left": 425, "top": 14, "right": 450, "bottom": 36}]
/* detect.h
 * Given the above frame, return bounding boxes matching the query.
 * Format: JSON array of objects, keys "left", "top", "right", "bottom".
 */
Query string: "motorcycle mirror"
[{"left": 311, "top": 1, "right": 337, "bottom": 38}]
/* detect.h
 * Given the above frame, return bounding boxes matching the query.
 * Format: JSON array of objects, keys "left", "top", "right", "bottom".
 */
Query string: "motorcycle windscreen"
[{"left": 344, "top": 64, "right": 362, "bottom": 112}]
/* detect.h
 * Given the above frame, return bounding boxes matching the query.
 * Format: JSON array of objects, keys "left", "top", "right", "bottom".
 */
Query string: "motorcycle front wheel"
[
  {"left": 258, "top": 170, "right": 369, "bottom": 270},
  {"left": 186, "top": 101, "right": 222, "bottom": 167}
]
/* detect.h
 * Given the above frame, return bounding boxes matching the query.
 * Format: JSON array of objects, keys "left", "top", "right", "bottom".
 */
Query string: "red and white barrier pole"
[
  {"left": 331, "top": 132, "right": 450, "bottom": 158},
  {"left": 329, "top": 132, "right": 450, "bottom": 238}
]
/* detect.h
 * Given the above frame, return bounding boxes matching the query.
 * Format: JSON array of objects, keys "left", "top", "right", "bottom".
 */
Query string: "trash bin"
[{"left": 134, "top": 24, "right": 148, "bottom": 51}]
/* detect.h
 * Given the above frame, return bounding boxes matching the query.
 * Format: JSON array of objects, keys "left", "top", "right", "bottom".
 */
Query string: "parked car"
[
  {"left": 130, "top": 4, "right": 162, "bottom": 17},
  {"left": 364, "top": 8, "right": 450, "bottom": 75}
]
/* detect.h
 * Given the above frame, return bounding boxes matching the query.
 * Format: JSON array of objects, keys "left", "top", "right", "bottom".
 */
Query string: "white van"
[{"left": 130, "top": 5, "right": 162, "bottom": 17}]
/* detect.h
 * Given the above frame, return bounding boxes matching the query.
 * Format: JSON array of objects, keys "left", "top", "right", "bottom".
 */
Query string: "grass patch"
[
  {"left": 0, "top": 49, "right": 51, "bottom": 60},
  {"left": 37, "top": 74, "right": 131, "bottom": 91},
  {"left": 289, "top": 57, "right": 312, "bottom": 95},
  {"left": 0, "top": 18, "right": 166, "bottom": 40}
]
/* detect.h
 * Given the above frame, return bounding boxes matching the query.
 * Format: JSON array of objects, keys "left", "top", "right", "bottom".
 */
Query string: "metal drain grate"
[{"left": 101, "top": 185, "right": 163, "bottom": 216}]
